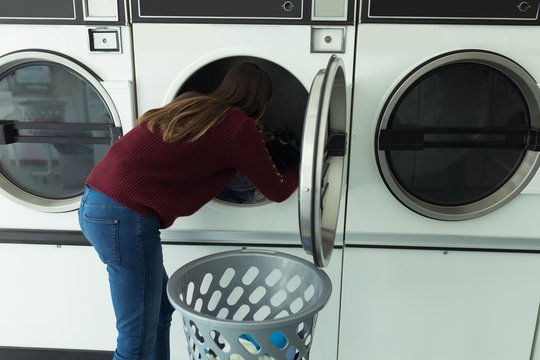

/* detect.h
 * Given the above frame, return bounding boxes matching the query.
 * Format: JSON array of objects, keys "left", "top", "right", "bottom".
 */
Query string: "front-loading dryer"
[
  {"left": 130, "top": 1, "right": 356, "bottom": 359},
  {"left": 347, "top": 0, "right": 540, "bottom": 249},
  {"left": 340, "top": 2, "right": 540, "bottom": 360},
  {"left": 0, "top": 1, "right": 135, "bottom": 357},
  {"left": 131, "top": 1, "right": 355, "bottom": 248},
  {"left": 0, "top": 1, "right": 135, "bottom": 232}
]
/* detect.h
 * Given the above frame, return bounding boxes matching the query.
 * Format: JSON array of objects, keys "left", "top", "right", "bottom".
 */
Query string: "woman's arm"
[{"left": 231, "top": 120, "right": 299, "bottom": 202}]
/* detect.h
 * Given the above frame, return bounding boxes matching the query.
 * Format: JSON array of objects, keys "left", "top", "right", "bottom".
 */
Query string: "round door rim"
[
  {"left": 376, "top": 50, "right": 540, "bottom": 221},
  {"left": 0, "top": 50, "right": 121, "bottom": 213},
  {"left": 299, "top": 55, "right": 346, "bottom": 267},
  {"left": 163, "top": 55, "right": 309, "bottom": 210}
]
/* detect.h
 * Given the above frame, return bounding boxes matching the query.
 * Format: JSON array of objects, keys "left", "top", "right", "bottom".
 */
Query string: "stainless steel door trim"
[
  {"left": 299, "top": 54, "right": 347, "bottom": 267},
  {"left": 0, "top": 50, "right": 122, "bottom": 212},
  {"left": 376, "top": 50, "right": 540, "bottom": 221}
]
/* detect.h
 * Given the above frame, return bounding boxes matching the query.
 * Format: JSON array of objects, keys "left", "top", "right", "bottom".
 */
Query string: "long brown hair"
[{"left": 137, "top": 62, "right": 273, "bottom": 142}]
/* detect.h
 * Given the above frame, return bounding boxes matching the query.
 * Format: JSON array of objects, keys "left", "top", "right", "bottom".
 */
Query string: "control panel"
[
  {"left": 132, "top": 0, "right": 354, "bottom": 25},
  {"left": 0, "top": 0, "right": 126, "bottom": 25},
  {"left": 362, "top": 0, "right": 540, "bottom": 24}
]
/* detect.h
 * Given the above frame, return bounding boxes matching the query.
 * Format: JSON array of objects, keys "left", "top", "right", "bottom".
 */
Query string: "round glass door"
[
  {"left": 0, "top": 51, "right": 122, "bottom": 212},
  {"left": 377, "top": 51, "right": 540, "bottom": 220}
]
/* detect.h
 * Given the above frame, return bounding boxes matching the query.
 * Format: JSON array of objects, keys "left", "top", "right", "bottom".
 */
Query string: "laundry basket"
[{"left": 166, "top": 249, "right": 332, "bottom": 360}]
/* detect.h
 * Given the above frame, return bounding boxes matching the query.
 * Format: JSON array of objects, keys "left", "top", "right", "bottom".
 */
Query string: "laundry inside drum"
[{"left": 176, "top": 56, "right": 307, "bottom": 205}]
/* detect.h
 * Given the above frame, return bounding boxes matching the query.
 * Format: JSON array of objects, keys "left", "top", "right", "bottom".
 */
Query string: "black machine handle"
[
  {"left": 0, "top": 120, "right": 122, "bottom": 145},
  {"left": 326, "top": 132, "right": 347, "bottom": 156},
  {"left": 378, "top": 127, "right": 540, "bottom": 151}
]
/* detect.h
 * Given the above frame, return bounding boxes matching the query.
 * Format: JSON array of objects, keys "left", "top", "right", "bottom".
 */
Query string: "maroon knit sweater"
[{"left": 86, "top": 107, "right": 299, "bottom": 228}]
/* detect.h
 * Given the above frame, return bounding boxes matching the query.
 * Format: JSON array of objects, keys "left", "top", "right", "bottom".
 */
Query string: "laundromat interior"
[{"left": 1, "top": 0, "right": 540, "bottom": 359}]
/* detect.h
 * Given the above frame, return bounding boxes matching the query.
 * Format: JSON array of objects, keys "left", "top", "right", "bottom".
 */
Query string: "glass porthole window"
[
  {"left": 0, "top": 51, "right": 122, "bottom": 212},
  {"left": 377, "top": 51, "right": 540, "bottom": 220}
]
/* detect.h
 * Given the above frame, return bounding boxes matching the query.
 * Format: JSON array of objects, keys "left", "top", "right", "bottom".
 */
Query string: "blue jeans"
[{"left": 79, "top": 186, "right": 174, "bottom": 360}]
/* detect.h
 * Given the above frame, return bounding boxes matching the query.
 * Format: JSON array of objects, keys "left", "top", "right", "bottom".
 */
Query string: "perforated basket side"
[
  {"left": 166, "top": 249, "right": 332, "bottom": 360},
  {"left": 181, "top": 312, "right": 319, "bottom": 360}
]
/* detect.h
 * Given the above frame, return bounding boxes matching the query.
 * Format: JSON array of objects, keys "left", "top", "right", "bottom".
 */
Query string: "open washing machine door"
[{"left": 299, "top": 55, "right": 348, "bottom": 268}]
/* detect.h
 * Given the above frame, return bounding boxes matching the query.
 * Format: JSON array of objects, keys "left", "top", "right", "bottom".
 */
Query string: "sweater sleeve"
[{"left": 231, "top": 120, "right": 299, "bottom": 202}]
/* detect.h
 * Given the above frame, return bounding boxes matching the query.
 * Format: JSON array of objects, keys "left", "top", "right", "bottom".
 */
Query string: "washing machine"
[
  {"left": 0, "top": 1, "right": 136, "bottom": 357},
  {"left": 0, "top": 0, "right": 135, "bottom": 234},
  {"left": 339, "top": 2, "right": 540, "bottom": 360},
  {"left": 131, "top": 1, "right": 355, "bottom": 359},
  {"left": 346, "top": 0, "right": 540, "bottom": 249},
  {"left": 131, "top": 0, "right": 355, "bottom": 247}
]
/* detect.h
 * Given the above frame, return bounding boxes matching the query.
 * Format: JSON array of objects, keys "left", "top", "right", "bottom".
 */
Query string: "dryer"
[
  {"left": 0, "top": 0, "right": 136, "bottom": 234},
  {"left": 131, "top": 0, "right": 355, "bottom": 248},
  {"left": 340, "top": 2, "right": 540, "bottom": 360},
  {"left": 130, "top": 1, "right": 356, "bottom": 360},
  {"left": 346, "top": 0, "right": 540, "bottom": 249},
  {"left": 0, "top": 1, "right": 135, "bottom": 357}
]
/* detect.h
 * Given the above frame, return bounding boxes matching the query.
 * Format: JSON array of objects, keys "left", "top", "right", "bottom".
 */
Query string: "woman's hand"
[{"left": 263, "top": 131, "right": 275, "bottom": 143}]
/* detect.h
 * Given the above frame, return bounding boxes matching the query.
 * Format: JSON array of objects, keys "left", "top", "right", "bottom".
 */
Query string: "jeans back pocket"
[{"left": 82, "top": 214, "right": 120, "bottom": 264}]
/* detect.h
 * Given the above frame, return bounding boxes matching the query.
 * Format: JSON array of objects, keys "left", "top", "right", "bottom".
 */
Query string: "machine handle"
[
  {"left": 378, "top": 127, "right": 540, "bottom": 151},
  {"left": 0, "top": 120, "right": 122, "bottom": 145}
]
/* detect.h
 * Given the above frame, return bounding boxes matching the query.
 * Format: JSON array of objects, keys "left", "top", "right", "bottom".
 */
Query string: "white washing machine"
[
  {"left": 340, "top": 2, "right": 540, "bottom": 360},
  {"left": 0, "top": 1, "right": 136, "bottom": 358},
  {"left": 131, "top": 0, "right": 355, "bottom": 248},
  {"left": 346, "top": 0, "right": 540, "bottom": 249},
  {"left": 131, "top": 1, "right": 355, "bottom": 360},
  {"left": 0, "top": 0, "right": 135, "bottom": 235}
]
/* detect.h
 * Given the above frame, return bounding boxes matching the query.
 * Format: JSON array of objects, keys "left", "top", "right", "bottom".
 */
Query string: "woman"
[{"left": 78, "top": 63, "right": 299, "bottom": 360}]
